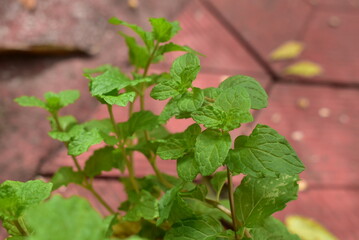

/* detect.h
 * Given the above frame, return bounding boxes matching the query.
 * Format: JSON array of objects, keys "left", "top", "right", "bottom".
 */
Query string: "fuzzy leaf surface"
[
  {"left": 25, "top": 196, "right": 106, "bottom": 240},
  {"left": 124, "top": 190, "right": 159, "bottom": 221},
  {"left": 231, "top": 124, "right": 305, "bottom": 177},
  {"left": 234, "top": 175, "right": 299, "bottom": 227},
  {"left": 149, "top": 18, "right": 180, "bottom": 43},
  {"left": 68, "top": 128, "right": 103, "bottom": 156},
  {"left": 195, "top": 129, "right": 231, "bottom": 176},
  {"left": 164, "top": 216, "right": 223, "bottom": 240},
  {"left": 219, "top": 75, "right": 268, "bottom": 110},
  {"left": 0, "top": 180, "right": 52, "bottom": 221}
]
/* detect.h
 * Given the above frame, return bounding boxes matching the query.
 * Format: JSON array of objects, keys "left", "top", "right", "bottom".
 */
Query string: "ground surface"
[{"left": 0, "top": 0, "right": 358, "bottom": 239}]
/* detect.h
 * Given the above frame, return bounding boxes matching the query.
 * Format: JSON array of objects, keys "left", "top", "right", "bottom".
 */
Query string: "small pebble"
[
  {"left": 271, "top": 113, "right": 282, "bottom": 123},
  {"left": 291, "top": 131, "right": 304, "bottom": 141},
  {"left": 318, "top": 107, "right": 331, "bottom": 118},
  {"left": 339, "top": 114, "right": 350, "bottom": 124},
  {"left": 128, "top": 0, "right": 139, "bottom": 9},
  {"left": 220, "top": 75, "right": 229, "bottom": 82},
  {"left": 298, "top": 180, "right": 308, "bottom": 192},
  {"left": 328, "top": 16, "right": 341, "bottom": 28},
  {"left": 296, "top": 97, "right": 310, "bottom": 109}
]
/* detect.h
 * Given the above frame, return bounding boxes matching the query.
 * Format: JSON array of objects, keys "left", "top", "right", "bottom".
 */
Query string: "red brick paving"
[{"left": 1, "top": 0, "right": 359, "bottom": 238}]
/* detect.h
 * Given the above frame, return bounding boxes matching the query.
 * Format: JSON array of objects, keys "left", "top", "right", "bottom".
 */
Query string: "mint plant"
[{"left": 1, "top": 17, "right": 305, "bottom": 240}]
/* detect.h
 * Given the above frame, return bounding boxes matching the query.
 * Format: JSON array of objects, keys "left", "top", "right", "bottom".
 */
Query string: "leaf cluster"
[{"left": 3, "top": 17, "right": 305, "bottom": 240}]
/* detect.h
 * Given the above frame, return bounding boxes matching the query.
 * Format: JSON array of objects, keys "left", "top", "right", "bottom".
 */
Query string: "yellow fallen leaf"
[
  {"left": 286, "top": 215, "right": 338, "bottom": 240},
  {"left": 284, "top": 61, "right": 323, "bottom": 77},
  {"left": 270, "top": 41, "right": 304, "bottom": 60}
]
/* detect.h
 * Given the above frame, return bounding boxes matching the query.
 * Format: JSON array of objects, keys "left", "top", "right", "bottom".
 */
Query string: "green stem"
[
  {"left": 227, "top": 168, "right": 240, "bottom": 240},
  {"left": 51, "top": 111, "right": 115, "bottom": 214},
  {"left": 106, "top": 104, "right": 140, "bottom": 193},
  {"left": 149, "top": 155, "right": 172, "bottom": 188},
  {"left": 86, "top": 184, "right": 115, "bottom": 214},
  {"left": 13, "top": 219, "right": 28, "bottom": 236}
]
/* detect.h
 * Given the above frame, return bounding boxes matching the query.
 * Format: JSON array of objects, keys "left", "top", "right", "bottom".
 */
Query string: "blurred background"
[{"left": 0, "top": 0, "right": 358, "bottom": 239}]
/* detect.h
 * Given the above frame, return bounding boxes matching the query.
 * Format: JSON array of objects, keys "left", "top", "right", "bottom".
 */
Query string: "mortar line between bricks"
[
  {"left": 32, "top": 143, "right": 66, "bottom": 179},
  {"left": 39, "top": 172, "right": 359, "bottom": 191},
  {"left": 276, "top": 77, "right": 359, "bottom": 90},
  {"left": 199, "top": 0, "right": 280, "bottom": 82}
]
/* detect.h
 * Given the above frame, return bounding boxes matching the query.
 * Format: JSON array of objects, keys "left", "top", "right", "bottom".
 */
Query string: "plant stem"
[
  {"left": 106, "top": 104, "right": 140, "bottom": 193},
  {"left": 51, "top": 111, "right": 116, "bottom": 214},
  {"left": 13, "top": 219, "right": 28, "bottom": 236},
  {"left": 86, "top": 184, "right": 115, "bottom": 214},
  {"left": 149, "top": 155, "right": 172, "bottom": 188},
  {"left": 227, "top": 168, "right": 240, "bottom": 240}
]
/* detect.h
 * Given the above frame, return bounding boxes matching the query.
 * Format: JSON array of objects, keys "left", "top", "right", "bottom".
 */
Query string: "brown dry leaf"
[
  {"left": 19, "top": 0, "right": 37, "bottom": 10},
  {"left": 270, "top": 41, "right": 304, "bottom": 61},
  {"left": 286, "top": 215, "right": 338, "bottom": 240},
  {"left": 284, "top": 61, "right": 323, "bottom": 77}
]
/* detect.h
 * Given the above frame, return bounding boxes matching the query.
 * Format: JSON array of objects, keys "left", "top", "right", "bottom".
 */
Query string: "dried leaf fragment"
[
  {"left": 284, "top": 61, "right": 323, "bottom": 77},
  {"left": 270, "top": 41, "right": 304, "bottom": 61}
]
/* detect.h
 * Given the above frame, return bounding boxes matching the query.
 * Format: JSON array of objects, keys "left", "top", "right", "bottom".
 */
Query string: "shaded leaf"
[
  {"left": 124, "top": 190, "right": 159, "bottom": 221},
  {"left": 51, "top": 167, "right": 85, "bottom": 190},
  {"left": 68, "top": 128, "right": 103, "bottom": 156}
]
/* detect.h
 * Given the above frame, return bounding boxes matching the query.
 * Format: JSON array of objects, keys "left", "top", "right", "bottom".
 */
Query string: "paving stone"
[
  {"left": 206, "top": 0, "right": 312, "bottom": 63},
  {"left": 291, "top": 11, "right": 359, "bottom": 83},
  {"left": 275, "top": 188, "right": 359, "bottom": 240},
  {"left": 157, "top": 0, "right": 264, "bottom": 73},
  {"left": 254, "top": 83, "right": 359, "bottom": 187},
  {"left": 0, "top": 0, "right": 189, "bottom": 54}
]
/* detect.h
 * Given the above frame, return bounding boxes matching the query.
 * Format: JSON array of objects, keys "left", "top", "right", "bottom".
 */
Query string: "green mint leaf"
[
  {"left": 150, "top": 54, "right": 200, "bottom": 100},
  {"left": 68, "top": 128, "right": 103, "bottom": 156},
  {"left": 44, "top": 90, "right": 80, "bottom": 112},
  {"left": 109, "top": 17, "right": 153, "bottom": 49},
  {"left": 24, "top": 196, "right": 106, "bottom": 240},
  {"left": 48, "top": 124, "right": 84, "bottom": 142},
  {"left": 177, "top": 87, "right": 204, "bottom": 113},
  {"left": 171, "top": 53, "right": 200, "bottom": 86},
  {"left": 231, "top": 124, "right": 305, "bottom": 177},
  {"left": 149, "top": 18, "right": 180, "bottom": 43},
  {"left": 51, "top": 167, "right": 85, "bottom": 190},
  {"left": 164, "top": 216, "right": 223, "bottom": 240},
  {"left": 157, "top": 136, "right": 187, "bottom": 160},
  {"left": 203, "top": 87, "right": 221, "bottom": 100},
  {"left": 88, "top": 67, "right": 131, "bottom": 96},
  {"left": 0, "top": 180, "right": 52, "bottom": 221},
  {"left": 191, "top": 105, "right": 225, "bottom": 129},
  {"left": 157, "top": 184, "right": 194, "bottom": 225},
  {"left": 210, "top": 171, "right": 227, "bottom": 201},
  {"left": 157, "top": 124, "right": 200, "bottom": 161},
  {"left": 101, "top": 92, "right": 136, "bottom": 106},
  {"left": 157, "top": 42, "right": 203, "bottom": 56},
  {"left": 195, "top": 129, "right": 231, "bottom": 176},
  {"left": 84, "top": 147, "right": 121, "bottom": 175},
  {"left": 249, "top": 216, "right": 300, "bottom": 240},
  {"left": 150, "top": 79, "right": 182, "bottom": 100},
  {"left": 234, "top": 175, "right": 299, "bottom": 227},
  {"left": 118, "top": 32, "right": 150, "bottom": 68},
  {"left": 123, "top": 190, "right": 159, "bottom": 221},
  {"left": 220, "top": 75, "right": 268, "bottom": 110},
  {"left": 214, "top": 85, "right": 253, "bottom": 124},
  {"left": 84, "top": 147, "right": 124, "bottom": 178},
  {"left": 177, "top": 154, "right": 199, "bottom": 182},
  {"left": 179, "top": 184, "right": 208, "bottom": 201},
  {"left": 127, "top": 111, "right": 159, "bottom": 136},
  {"left": 14, "top": 96, "right": 46, "bottom": 109},
  {"left": 158, "top": 98, "right": 180, "bottom": 124}
]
